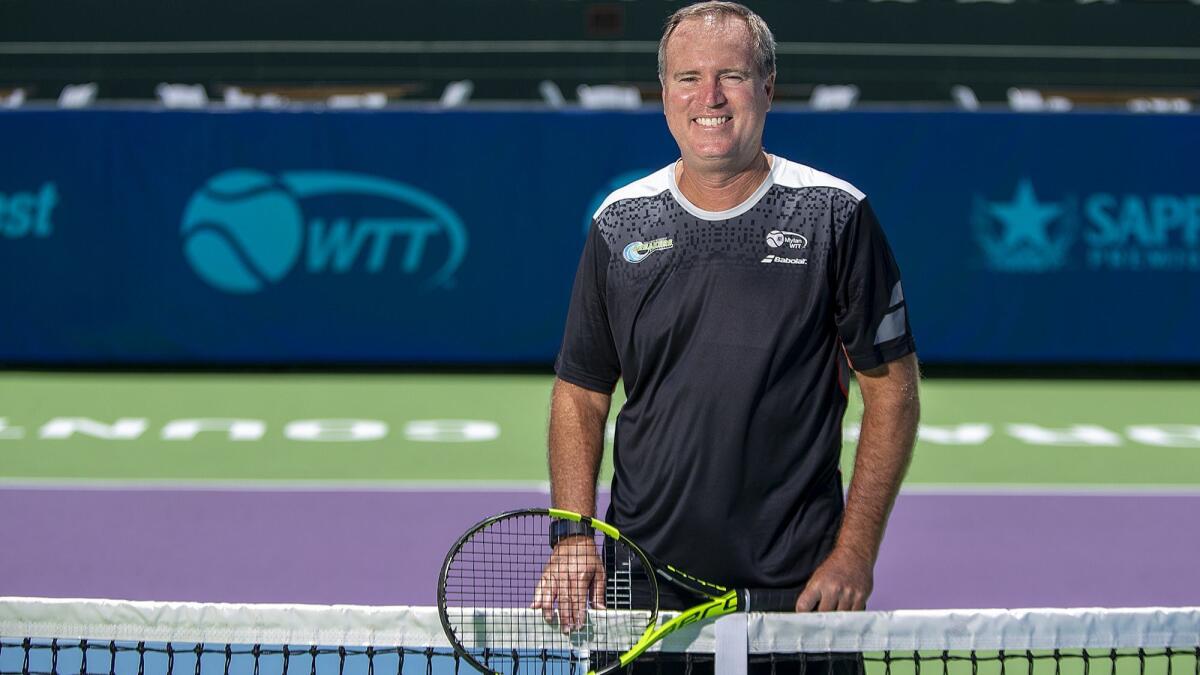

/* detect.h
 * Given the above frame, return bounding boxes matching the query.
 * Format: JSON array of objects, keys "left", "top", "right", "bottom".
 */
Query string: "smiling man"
[{"left": 538, "top": 0, "right": 920, "bottom": 638}]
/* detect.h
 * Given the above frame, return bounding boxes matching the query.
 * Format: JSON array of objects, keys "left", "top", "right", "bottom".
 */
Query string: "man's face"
[{"left": 661, "top": 15, "right": 774, "bottom": 172}]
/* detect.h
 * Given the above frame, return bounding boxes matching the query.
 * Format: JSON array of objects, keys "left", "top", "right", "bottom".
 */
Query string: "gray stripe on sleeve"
[{"left": 874, "top": 306, "right": 908, "bottom": 345}]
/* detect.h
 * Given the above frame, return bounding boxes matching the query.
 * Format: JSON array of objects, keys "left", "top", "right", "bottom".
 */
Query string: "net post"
[{"left": 714, "top": 613, "right": 748, "bottom": 675}]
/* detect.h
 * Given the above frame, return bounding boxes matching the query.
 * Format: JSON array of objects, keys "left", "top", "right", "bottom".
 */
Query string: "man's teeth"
[{"left": 695, "top": 117, "right": 730, "bottom": 127}]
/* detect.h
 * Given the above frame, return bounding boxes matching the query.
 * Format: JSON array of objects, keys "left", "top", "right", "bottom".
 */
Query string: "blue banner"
[{"left": 1, "top": 108, "right": 1197, "bottom": 364}]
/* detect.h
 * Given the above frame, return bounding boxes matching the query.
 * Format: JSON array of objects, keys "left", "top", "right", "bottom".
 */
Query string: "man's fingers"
[
  {"left": 573, "top": 572, "right": 593, "bottom": 627},
  {"left": 794, "top": 586, "right": 820, "bottom": 612},
  {"left": 816, "top": 586, "right": 839, "bottom": 612},
  {"left": 838, "top": 587, "right": 862, "bottom": 612},
  {"left": 531, "top": 574, "right": 549, "bottom": 608},
  {"left": 591, "top": 566, "right": 607, "bottom": 610},
  {"left": 850, "top": 592, "right": 867, "bottom": 611},
  {"left": 561, "top": 575, "right": 584, "bottom": 632},
  {"left": 818, "top": 585, "right": 866, "bottom": 612},
  {"left": 533, "top": 574, "right": 557, "bottom": 623}
]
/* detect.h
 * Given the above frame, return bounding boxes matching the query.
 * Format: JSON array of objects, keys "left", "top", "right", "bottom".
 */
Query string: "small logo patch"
[
  {"left": 623, "top": 237, "right": 674, "bottom": 263},
  {"left": 766, "top": 230, "right": 809, "bottom": 249}
]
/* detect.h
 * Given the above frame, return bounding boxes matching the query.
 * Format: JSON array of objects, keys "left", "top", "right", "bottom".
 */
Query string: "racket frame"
[{"left": 438, "top": 508, "right": 752, "bottom": 675}]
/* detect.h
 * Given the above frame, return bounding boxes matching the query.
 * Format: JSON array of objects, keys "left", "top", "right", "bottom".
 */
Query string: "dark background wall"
[{"left": 3, "top": 0, "right": 1198, "bottom": 104}]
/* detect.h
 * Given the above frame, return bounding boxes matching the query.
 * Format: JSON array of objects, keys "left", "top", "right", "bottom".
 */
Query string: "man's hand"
[
  {"left": 531, "top": 536, "right": 607, "bottom": 631},
  {"left": 794, "top": 547, "right": 874, "bottom": 612}
]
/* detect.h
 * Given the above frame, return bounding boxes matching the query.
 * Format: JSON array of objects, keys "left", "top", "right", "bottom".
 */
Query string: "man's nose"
[{"left": 698, "top": 78, "right": 726, "bottom": 108}]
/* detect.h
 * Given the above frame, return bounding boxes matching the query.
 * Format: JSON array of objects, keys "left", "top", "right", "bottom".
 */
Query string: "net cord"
[{"left": 2, "top": 599, "right": 1198, "bottom": 655}]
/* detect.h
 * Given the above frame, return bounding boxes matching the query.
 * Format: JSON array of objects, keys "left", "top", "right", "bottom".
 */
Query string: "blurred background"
[
  {"left": 3, "top": 0, "right": 1199, "bottom": 109},
  {"left": 1, "top": 0, "right": 1199, "bottom": 616}
]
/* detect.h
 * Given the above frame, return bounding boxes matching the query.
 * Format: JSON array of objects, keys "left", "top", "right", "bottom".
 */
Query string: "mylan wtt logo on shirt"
[{"left": 181, "top": 169, "right": 468, "bottom": 294}]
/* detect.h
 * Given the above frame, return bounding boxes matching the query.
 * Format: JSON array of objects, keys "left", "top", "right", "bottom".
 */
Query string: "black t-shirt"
[{"left": 555, "top": 155, "right": 916, "bottom": 591}]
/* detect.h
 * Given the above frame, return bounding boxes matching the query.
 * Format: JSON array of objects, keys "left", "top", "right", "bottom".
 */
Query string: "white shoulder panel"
[
  {"left": 772, "top": 157, "right": 866, "bottom": 202},
  {"left": 592, "top": 164, "right": 675, "bottom": 220}
]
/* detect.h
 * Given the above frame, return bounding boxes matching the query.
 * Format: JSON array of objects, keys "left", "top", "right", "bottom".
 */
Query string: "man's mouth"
[{"left": 693, "top": 116, "right": 732, "bottom": 127}]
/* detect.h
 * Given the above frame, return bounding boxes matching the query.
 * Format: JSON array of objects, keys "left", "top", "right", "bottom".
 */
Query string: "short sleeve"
[
  {"left": 554, "top": 221, "right": 621, "bottom": 393},
  {"left": 832, "top": 198, "right": 917, "bottom": 371}
]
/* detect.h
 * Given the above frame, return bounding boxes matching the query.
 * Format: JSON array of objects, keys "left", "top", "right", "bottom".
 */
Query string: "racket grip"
[{"left": 740, "top": 588, "right": 801, "bottom": 612}]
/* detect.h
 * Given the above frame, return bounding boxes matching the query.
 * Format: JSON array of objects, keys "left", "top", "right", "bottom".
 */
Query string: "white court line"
[
  {"left": 897, "top": 483, "right": 1200, "bottom": 497},
  {"left": 1, "top": 477, "right": 1199, "bottom": 496},
  {"left": 0, "top": 477, "right": 553, "bottom": 492}
]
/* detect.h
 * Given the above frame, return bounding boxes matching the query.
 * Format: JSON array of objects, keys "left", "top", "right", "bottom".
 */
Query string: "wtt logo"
[{"left": 181, "top": 169, "right": 468, "bottom": 294}]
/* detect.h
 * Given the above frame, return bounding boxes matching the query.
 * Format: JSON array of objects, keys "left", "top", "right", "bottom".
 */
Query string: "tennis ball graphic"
[
  {"left": 765, "top": 230, "right": 787, "bottom": 248},
  {"left": 181, "top": 170, "right": 304, "bottom": 293}
]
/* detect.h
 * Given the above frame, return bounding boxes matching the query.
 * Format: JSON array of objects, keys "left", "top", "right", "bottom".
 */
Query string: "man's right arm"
[
  {"left": 532, "top": 377, "right": 612, "bottom": 629},
  {"left": 547, "top": 377, "right": 612, "bottom": 516}
]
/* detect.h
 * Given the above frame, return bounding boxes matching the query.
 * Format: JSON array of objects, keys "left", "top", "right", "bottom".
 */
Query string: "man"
[{"left": 534, "top": 1, "right": 919, "bottom": 622}]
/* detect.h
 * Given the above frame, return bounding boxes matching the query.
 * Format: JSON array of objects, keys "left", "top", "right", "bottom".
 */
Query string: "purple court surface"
[{"left": 2, "top": 488, "right": 1197, "bottom": 610}]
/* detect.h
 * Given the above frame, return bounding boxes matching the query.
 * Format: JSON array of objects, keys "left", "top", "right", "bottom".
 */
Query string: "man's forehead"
[
  {"left": 665, "top": 15, "right": 755, "bottom": 70},
  {"left": 670, "top": 13, "right": 749, "bottom": 42}
]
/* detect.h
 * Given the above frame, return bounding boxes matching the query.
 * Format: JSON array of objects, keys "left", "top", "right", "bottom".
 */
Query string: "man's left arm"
[{"left": 795, "top": 352, "right": 920, "bottom": 612}]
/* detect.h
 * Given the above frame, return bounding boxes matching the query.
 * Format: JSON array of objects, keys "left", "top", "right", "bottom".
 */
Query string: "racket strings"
[{"left": 441, "top": 512, "right": 656, "bottom": 675}]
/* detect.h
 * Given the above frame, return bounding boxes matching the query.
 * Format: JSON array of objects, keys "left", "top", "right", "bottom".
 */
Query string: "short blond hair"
[{"left": 658, "top": 2, "right": 777, "bottom": 83}]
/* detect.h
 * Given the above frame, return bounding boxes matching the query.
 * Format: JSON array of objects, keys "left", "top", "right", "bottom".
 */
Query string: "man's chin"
[{"left": 682, "top": 148, "right": 759, "bottom": 172}]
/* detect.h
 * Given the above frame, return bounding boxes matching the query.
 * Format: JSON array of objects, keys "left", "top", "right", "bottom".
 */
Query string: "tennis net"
[{"left": 1, "top": 598, "right": 1197, "bottom": 675}]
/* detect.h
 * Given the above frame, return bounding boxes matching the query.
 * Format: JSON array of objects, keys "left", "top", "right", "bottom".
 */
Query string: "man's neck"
[{"left": 676, "top": 152, "right": 772, "bottom": 213}]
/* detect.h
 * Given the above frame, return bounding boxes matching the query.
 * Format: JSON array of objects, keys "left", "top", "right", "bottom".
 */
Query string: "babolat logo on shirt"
[
  {"left": 180, "top": 169, "right": 467, "bottom": 294},
  {"left": 623, "top": 237, "right": 674, "bottom": 263}
]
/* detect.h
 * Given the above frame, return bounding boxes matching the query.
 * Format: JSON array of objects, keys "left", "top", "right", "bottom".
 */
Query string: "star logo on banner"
[
  {"left": 971, "top": 178, "right": 1078, "bottom": 273},
  {"left": 988, "top": 180, "right": 1062, "bottom": 250}
]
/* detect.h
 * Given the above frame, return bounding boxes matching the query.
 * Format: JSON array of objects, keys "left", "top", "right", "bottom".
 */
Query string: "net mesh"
[{"left": 2, "top": 599, "right": 1198, "bottom": 675}]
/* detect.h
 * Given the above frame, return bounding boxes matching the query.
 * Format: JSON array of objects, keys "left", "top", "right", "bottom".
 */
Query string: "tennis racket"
[{"left": 437, "top": 508, "right": 799, "bottom": 675}]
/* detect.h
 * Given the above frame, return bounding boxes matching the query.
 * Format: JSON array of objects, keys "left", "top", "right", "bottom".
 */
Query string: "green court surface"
[{"left": 0, "top": 372, "right": 1197, "bottom": 486}]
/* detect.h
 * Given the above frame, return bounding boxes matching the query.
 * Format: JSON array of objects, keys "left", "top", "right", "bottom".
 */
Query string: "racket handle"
[{"left": 740, "top": 588, "right": 801, "bottom": 612}]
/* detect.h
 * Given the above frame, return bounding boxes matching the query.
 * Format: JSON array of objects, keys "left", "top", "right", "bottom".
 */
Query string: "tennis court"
[
  {"left": 4, "top": 1, "right": 1200, "bottom": 669},
  {"left": 2, "top": 372, "right": 1197, "bottom": 610}
]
